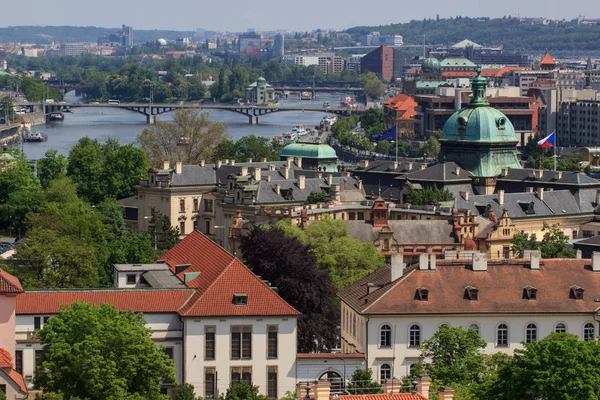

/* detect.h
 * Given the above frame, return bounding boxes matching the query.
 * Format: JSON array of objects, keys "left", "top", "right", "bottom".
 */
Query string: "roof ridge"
[{"left": 363, "top": 268, "right": 416, "bottom": 313}]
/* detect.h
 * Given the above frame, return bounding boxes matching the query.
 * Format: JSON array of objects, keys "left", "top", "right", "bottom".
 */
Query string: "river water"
[{"left": 21, "top": 91, "right": 360, "bottom": 160}]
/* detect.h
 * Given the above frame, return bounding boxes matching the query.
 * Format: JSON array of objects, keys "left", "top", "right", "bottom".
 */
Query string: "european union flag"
[{"left": 372, "top": 125, "right": 397, "bottom": 142}]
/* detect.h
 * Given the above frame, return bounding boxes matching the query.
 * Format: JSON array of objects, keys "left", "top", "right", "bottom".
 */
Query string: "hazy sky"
[{"left": 1, "top": 0, "right": 598, "bottom": 32}]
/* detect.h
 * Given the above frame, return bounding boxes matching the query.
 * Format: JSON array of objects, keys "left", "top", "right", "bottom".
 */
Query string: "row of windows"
[
  {"left": 204, "top": 366, "right": 278, "bottom": 399},
  {"left": 378, "top": 322, "right": 596, "bottom": 347},
  {"left": 179, "top": 198, "right": 213, "bottom": 213},
  {"left": 204, "top": 325, "right": 278, "bottom": 361}
]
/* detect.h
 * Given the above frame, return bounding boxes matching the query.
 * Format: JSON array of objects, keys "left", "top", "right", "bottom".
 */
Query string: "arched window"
[
  {"left": 584, "top": 323, "right": 595, "bottom": 341},
  {"left": 469, "top": 323, "right": 480, "bottom": 334},
  {"left": 380, "top": 325, "right": 391, "bottom": 347},
  {"left": 380, "top": 363, "right": 391, "bottom": 384},
  {"left": 526, "top": 323, "right": 537, "bottom": 343},
  {"left": 497, "top": 324, "right": 508, "bottom": 346},
  {"left": 554, "top": 323, "right": 567, "bottom": 333},
  {"left": 409, "top": 325, "right": 421, "bottom": 347}
]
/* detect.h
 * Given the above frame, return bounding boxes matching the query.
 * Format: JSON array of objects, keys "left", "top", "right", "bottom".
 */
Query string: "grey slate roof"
[
  {"left": 351, "top": 160, "right": 427, "bottom": 175},
  {"left": 114, "top": 264, "right": 170, "bottom": 272},
  {"left": 142, "top": 270, "right": 186, "bottom": 288},
  {"left": 254, "top": 175, "right": 365, "bottom": 204},
  {"left": 170, "top": 165, "right": 217, "bottom": 187},
  {"left": 406, "top": 162, "right": 474, "bottom": 182},
  {"left": 497, "top": 168, "right": 600, "bottom": 187},
  {"left": 345, "top": 220, "right": 456, "bottom": 245}
]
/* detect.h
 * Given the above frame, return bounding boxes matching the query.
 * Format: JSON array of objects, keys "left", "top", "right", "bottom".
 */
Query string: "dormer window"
[
  {"left": 233, "top": 293, "right": 248, "bottom": 306},
  {"left": 464, "top": 286, "right": 479, "bottom": 301},
  {"left": 570, "top": 286, "right": 584, "bottom": 300},
  {"left": 523, "top": 286, "right": 537, "bottom": 300},
  {"left": 415, "top": 287, "right": 429, "bottom": 301}
]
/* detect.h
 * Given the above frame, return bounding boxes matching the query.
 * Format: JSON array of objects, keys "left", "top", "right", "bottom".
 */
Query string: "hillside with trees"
[{"left": 347, "top": 16, "right": 600, "bottom": 51}]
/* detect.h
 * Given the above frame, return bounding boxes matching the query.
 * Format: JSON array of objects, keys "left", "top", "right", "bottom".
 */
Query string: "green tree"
[
  {"left": 223, "top": 382, "right": 267, "bottom": 400},
  {"left": 137, "top": 109, "right": 229, "bottom": 167},
  {"left": 421, "top": 135, "right": 441, "bottom": 159},
  {"left": 35, "top": 302, "right": 175, "bottom": 400},
  {"left": 511, "top": 223, "right": 575, "bottom": 258},
  {"left": 175, "top": 383, "right": 199, "bottom": 400},
  {"left": 375, "top": 140, "right": 392, "bottom": 155},
  {"left": 347, "top": 368, "right": 382, "bottom": 395},
  {"left": 0, "top": 95, "right": 15, "bottom": 122},
  {"left": 305, "top": 190, "right": 329, "bottom": 205},
  {"left": 37, "top": 149, "right": 68, "bottom": 188},
  {"left": 148, "top": 209, "right": 179, "bottom": 252},
  {"left": 361, "top": 72, "right": 385, "bottom": 100},
  {"left": 360, "top": 108, "right": 387, "bottom": 138},
  {"left": 510, "top": 232, "right": 539, "bottom": 258},
  {"left": 407, "top": 186, "right": 454, "bottom": 206},
  {"left": 492, "top": 333, "right": 600, "bottom": 400}
]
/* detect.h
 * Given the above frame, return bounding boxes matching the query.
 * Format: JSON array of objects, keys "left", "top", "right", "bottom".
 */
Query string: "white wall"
[
  {"left": 183, "top": 316, "right": 297, "bottom": 399},
  {"left": 365, "top": 313, "right": 597, "bottom": 379},
  {"left": 296, "top": 358, "right": 365, "bottom": 385}
]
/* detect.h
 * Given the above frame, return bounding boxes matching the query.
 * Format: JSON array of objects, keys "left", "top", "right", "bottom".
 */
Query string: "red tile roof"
[
  {"left": 362, "top": 259, "right": 600, "bottom": 315},
  {"left": 384, "top": 93, "right": 417, "bottom": 120},
  {"left": 9, "top": 369, "right": 27, "bottom": 393},
  {"left": 0, "top": 269, "right": 23, "bottom": 294},
  {"left": 0, "top": 348, "right": 12, "bottom": 368},
  {"left": 179, "top": 258, "right": 300, "bottom": 317},
  {"left": 341, "top": 394, "right": 426, "bottom": 400},
  {"left": 15, "top": 289, "right": 194, "bottom": 314},
  {"left": 540, "top": 53, "right": 557, "bottom": 65}
]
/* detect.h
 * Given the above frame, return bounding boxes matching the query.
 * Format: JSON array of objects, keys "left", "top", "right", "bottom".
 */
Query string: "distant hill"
[
  {"left": 346, "top": 17, "right": 600, "bottom": 51},
  {"left": 0, "top": 26, "right": 194, "bottom": 44}
]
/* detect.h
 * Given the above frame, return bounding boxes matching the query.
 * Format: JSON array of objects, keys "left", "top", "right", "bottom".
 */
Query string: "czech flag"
[{"left": 537, "top": 131, "right": 555, "bottom": 148}]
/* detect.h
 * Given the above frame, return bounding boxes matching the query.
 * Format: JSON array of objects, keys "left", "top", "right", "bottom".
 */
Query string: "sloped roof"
[
  {"left": 406, "top": 162, "right": 473, "bottom": 182},
  {"left": 0, "top": 269, "right": 23, "bottom": 294},
  {"left": 169, "top": 164, "right": 217, "bottom": 187},
  {"left": 0, "top": 348, "right": 27, "bottom": 393},
  {"left": 15, "top": 289, "right": 194, "bottom": 314},
  {"left": 451, "top": 39, "right": 482, "bottom": 49},
  {"left": 360, "top": 259, "right": 600, "bottom": 315},
  {"left": 0, "top": 348, "right": 12, "bottom": 369},
  {"left": 345, "top": 220, "right": 456, "bottom": 245},
  {"left": 540, "top": 53, "right": 557, "bottom": 65},
  {"left": 341, "top": 394, "right": 426, "bottom": 400}
]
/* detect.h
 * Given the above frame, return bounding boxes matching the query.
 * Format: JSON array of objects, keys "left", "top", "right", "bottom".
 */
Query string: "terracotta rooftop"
[
  {"left": 0, "top": 348, "right": 12, "bottom": 369},
  {"left": 0, "top": 348, "right": 26, "bottom": 393},
  {"left": 340, "top": 394, "right": 427, "bottom": 400},
  {"left": 0, "top": 269, "right": 23, "bottom": 294},
  {"left": 540, "top": 53, "right": 557, "bottom": 65},
  {"left": 16, "top": 289, "right": 194, "bottom": 314},
  {"left": 345, "top": 258, "right": 600, "bottom": 315}
]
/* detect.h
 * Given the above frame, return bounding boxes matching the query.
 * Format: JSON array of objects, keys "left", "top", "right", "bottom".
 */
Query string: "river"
[{"left": 21, "top": 91, "right": 361, "bottom": 160}]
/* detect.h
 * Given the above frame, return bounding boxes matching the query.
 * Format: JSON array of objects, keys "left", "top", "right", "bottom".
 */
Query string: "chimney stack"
[
  {"left": 420, "top": 164, "right": 427, "bottom": 170},
  {"left": 592, "top": 252, "right": 600, "bottom": 272},
  {"left": 358, "top": 179, "right": 363, "bottom": 190},
  {"left": 577, "top": 249, "right": 582, "bottom": 259},
  {"left": 240, "top": 166, "right": 248, "bottom": 176},
  {"left": 262, "top": 157, "right": 267, "bottom": 162},
  {"left": 498, "top": 190, "right": 505, "bottom": 205},
  {"left": 266, "top": 175, "right": 272, "bottom": 182},
  {"left": 200, "top": 160, "right": 205, "bottom": 167},
  {"left": 296, "top": 157, "right": 303, "bottom": 169},
  {"left": 419, "top": 253, "right": 429, "bottom": 270},
  {"left": 438, "top": 387, "right": 455, "bottom": 400},
  {"left": 538, "top": 187, "right": 544, "bottom": 201},
  {"left": 327, "top": 174, "right": 334, "bottom": 185},
  {"left": 216, "top": 160, "right": 222, "bottom": 168},
  {"left": 503, "top": 167, "right": 509, "bottom": 176},
  {"left": 416, "top": 375, "right": 432, "bottom": 399},
  {"left": 175, "top": 162, "right": 182, "bottom": 174},
  {"left": 556, "top": 171, "right": 562, "bottom": 180},
  {"left": 298, "top": 175, "right": 305, "bottom": 190},
  {"left": 472, "top": 252, "right": 488, "bottom": 271},
  {"left": 408, "top": 162, "right": 413, "bottom": 170},
  {"left": 316, "top": 172, "right": 322, "bottom": 179},
  {"left": 281, "top": 165, "right": 289, "bottom": 179},
  {"left": 163, "top": 160, "right": 170, "bottom": 170},
  {"left": 331, "top": 184, "right": 341, "bottom": 202},
  {"left": 253, "top": 167, "right": 261, "bottom": 182},
  {"left": 360, "top": 159, "right": 369, "bottom": 168},
  {"left": 461, "top": 191, "right": 469, "bottom": 201},
  {"left": 275, "top": 184, "right": 280, "bottom": 195},
  {"left": 383, "top": 378, "right": 402, "bottom": 394},
  {"left": 269, "top": 164, "right": 276, "bottom": 172},
  {"left": 530, "top": 250, "right": 541, "bottom": 270},
  {"left": 247, "top": 158, "right": 252, "bottom": 163},
  {"left": 391, "top": 253, "right": 404, "bottom": 282},
  {"left": 286, "top": 156, "right": 293, "bottom": 168},
  {"left": 230, "top": 159, "right": 236, "bottom": 166},
  {"left": 455, "top": 166, "right": 461, "bottom": 175}
]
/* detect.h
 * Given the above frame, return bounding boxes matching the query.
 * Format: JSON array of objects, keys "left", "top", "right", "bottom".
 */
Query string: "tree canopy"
[
  {"left": 407, "top": 186, "right": 454, "bottom": 206},
  {"left": 137, "top": 109, "right": 229, "bottom": 167},
  {"left": 347, "top": 368, "right": 382, "bottom": 395},
  {"left": 239, "top": 225, "right": 339, "bottom": 352},
  {"left": 35, "top": 302, "right": 175, "bottom": 400},
  {"left": 213, "top": 134, "right": 282, "bottom": 163},
  {"left": 511, "top": 223, "right": 575, "bottom": 258}
]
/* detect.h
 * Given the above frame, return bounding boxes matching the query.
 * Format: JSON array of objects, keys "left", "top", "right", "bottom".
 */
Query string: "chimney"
[
  {"left": 527, "top": 187, "right": 534, "bottom": 193},
  {"left": 230, "top": 159, "right": 236, "bottom": 166},
  {"left": 200, "top": 160, "right": 205, "bottom": 167},
  {"left": 416, "top": 375, "right": 432, "bottom": 399},
  {"left": 267, "top": 175, "right": 272, "bottom": 182},
  {"left": 281, "top": 165, "right": 289, "bottom": 179},
  {"left": 390, "top": 161, "right": 398, "bottom": 170},
  {"left": 240, "top": 166, "right": 248, "bottom": 176},
  {"left": 383, "top": 378, "right": 402, "bottom": 394},
  {"left": 419, "top": 253, "right": 429, "bottom": 270},
  {"left": 593, "top": 252, "right": 600, "bottom": 272},
  {"left": 269, "top": 164, "right": 276, "bottom": 172},
  {"left": 275, "top": 184, "right": 280, "bottom": 195},
  {"left": 455, "top": 166, "right": 461, "bottom": 175},
  {"left": 430, "top": 254, "right": 437, "bottom": 270},
  {"left": 224, "top": 159, "right": 229, "bottom": 165},
  {"left": 530, "top": 250, "right": 541, "bottom": 270},
  {"left": 298, "top": 175, "right": 305, "bottom": 189},
  {"left": 316, "top": 172, "right": 322, "bottom": 179},
  {"left": 538, "top": 187, "right": 544, "bottom": 201},
  {"left": 331, "top": 184, "right": 341, "bottom": 202},
  {"left": 175, "top": 162, "right": 182, "bottom": 174},
  {"left": 216, "top": 160, "right": 222, "bottom": 168},
  {"left": 408, "top": 162, "right": 413, "bottom": 170},
  {"left": 296, "top": 157, "right": 303, "bottom": 168},
  {"left": 358, "top": 179, "right": 363, "bottom": 190},
  {"left": 596, "top": 189, "right": 600, "bottom": 205},
  {"left": 163, "top": 160, "right": 170, "bottom": 170},
  {"left": 286, "top": 156, "right": 293, "bottom": 168},
  {"left": 438, "top": 386, "right": 455, "bottom": 400},
  {"left": 498, "top": 190, "right": 505, "bottom": 205},
  {"left": 472, "top": 252, "right": 488, "bottom": 271},
  {"left": 263, "top": 157, "right": 267, "bottom": 162},
  {"left": 391, "top": 253, "right": 404, "bottom": 282},
  {"left": 327, "top": 174, "right": 334, "bottom": 185},
  {"left": 313, "top": 379, "right": 331, "bottom": 400},
  {"left": 577, "top": 249, "right": 582, "bottom": 259},
  {"left": 360, "top": 159, "right": 369, "bottom": 168},
  {"left": 420, "top": 164, "right": 427, "bottom": 170},
  {"left": 529, "top": 170, "right": 536, "bottom": 179},
  {"left": 503, "top": 167, "right": 509, "bottom": 176},
  {"left": 253, "top": 167, "right": 261, "bottom": 182},
  {"left": 461, "top": 191, "right": 469, "bottom": 201},
  {"left": 556, "top": 171, "right": 562, "bottom": 180},
  {"left": 247, "top": 158, "right": 252, "bottom": 163}
]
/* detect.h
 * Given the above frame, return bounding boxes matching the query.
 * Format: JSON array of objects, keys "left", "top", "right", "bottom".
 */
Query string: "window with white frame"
[
  {"left": 468, "top": 323, "right": 480, "bottom": 334},
  {"left": 409, "top": 325, "right": 421, "bottom": 347},
  {"left": 584, "top": 323, "right": 595, "bottom": 341},
  {"left": 497, "top": 324, "right": 509, "bottom": 346},
  {"left": 525, "top": 323, "right": 537, "bottom": 343},
  {"left": 554, "top": 323, "right": 567, "bottom": 333},
  {"left": 380, "top": 325, "right": 391, "bottom": 347},
  {"left": 380, "top": 363, "right": 392, "bottom": 383}
]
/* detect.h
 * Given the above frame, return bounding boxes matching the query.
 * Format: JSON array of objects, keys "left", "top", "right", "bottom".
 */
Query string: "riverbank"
[{"left": 0, "top": 112, "right": 46, "bottom": 146}]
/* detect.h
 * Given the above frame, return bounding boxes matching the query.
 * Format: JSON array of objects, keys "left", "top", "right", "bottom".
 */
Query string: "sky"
[{"left": 1, "top": 0, "right": 599, "bottom": 32}]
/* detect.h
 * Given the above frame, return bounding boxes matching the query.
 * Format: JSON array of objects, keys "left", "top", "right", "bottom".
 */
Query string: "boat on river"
[
  {"left": 23, "top": 131, "right": 48, "bottom": 142},
  {"left": 300, "top": 92, "right": 313, "bottom": 100}
]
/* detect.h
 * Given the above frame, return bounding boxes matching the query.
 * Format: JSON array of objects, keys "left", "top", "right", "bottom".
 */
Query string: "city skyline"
[{"left": 0, "top": 0, "right": 599, "bottom": 33}]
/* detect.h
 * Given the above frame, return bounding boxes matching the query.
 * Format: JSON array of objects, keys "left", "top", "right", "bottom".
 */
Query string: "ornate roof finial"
[{"left": 470, "top": 64, "right": 489, "bottom": 107}]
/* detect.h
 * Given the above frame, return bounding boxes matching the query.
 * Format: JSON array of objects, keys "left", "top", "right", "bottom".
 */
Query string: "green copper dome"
[
  {"left": 422, "top": 57, "right": 441, "bottom": 73},
  {"left": 280, "top": 143, "right": 337, "bottom": 159},
  {"left": 439, "top": 66, "right": 522, "bottom": 177}
]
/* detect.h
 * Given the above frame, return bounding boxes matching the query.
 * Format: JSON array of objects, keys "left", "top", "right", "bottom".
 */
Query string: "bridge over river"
[{"left": 19, "top": 102, "right": 365, "bottom": 125}]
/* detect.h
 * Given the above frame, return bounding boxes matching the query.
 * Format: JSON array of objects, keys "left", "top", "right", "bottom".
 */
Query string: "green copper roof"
[
  {"left": 422, "top": 57, "right": 441, "bottom": 73},
  {"left": 416, "top": 81, "right": 450, "bottom": 89},
  {"left": 280, "top": 143, "right": 338, "bottom": 159}
]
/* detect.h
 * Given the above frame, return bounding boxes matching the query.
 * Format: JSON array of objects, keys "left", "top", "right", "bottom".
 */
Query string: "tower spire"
[{"left": 470, "top": 65, "right": 489, "bottom": 106}]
